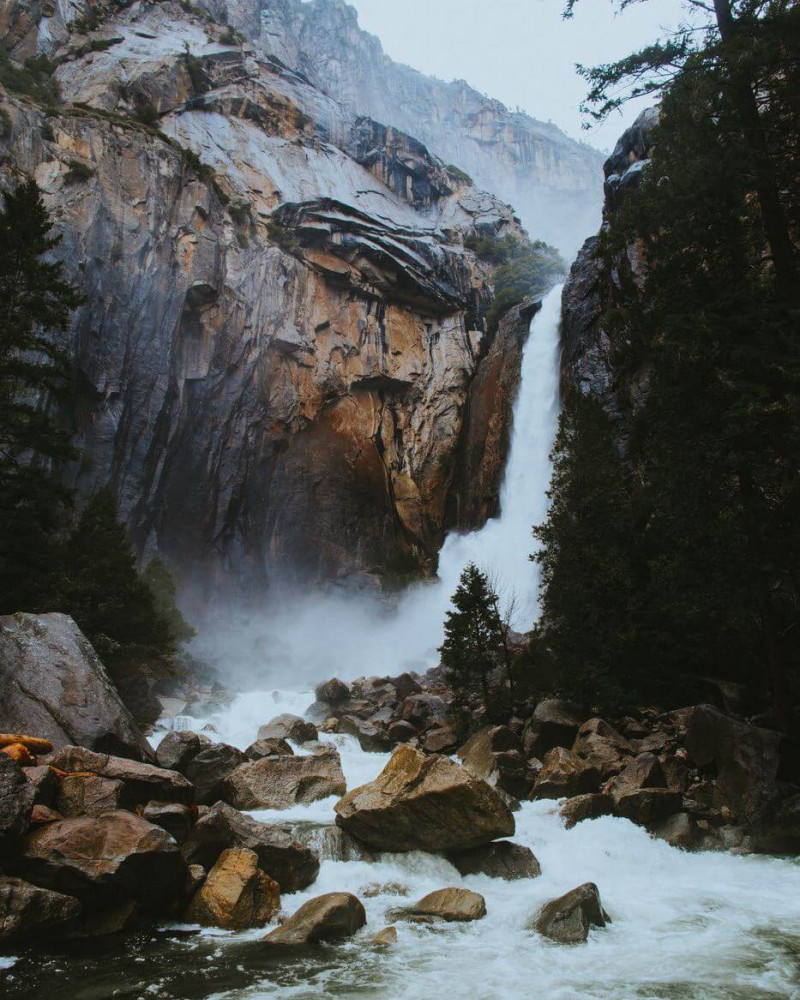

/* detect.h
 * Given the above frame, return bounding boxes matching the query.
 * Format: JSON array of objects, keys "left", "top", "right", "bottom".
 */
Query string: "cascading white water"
[{"left": 190, "top": 283, "right": 564, "bottom": 686}]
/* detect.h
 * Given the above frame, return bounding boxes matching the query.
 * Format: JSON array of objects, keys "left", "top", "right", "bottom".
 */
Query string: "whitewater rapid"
[{"left": 146, "top": 688, "right": 800, "bottom": 1000}]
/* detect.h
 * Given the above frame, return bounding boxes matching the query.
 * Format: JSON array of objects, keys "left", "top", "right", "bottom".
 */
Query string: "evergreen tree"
[
  {"left": 142, "top": 556, "right": 196, "bottom": 645},
  {"left": 0, "top": 180, "right": 82, "bottom": 613},
  {"left": 530, "top": 391, "right": 638, "bottom": 710},
  {"left": 440, "top": 563, "right": 505, "bottom": 712},
  {"left": 57, "top": 489, "right": 173, "bottom": 661}
]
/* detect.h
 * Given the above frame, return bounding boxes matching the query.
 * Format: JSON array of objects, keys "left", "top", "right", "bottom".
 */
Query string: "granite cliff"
[{"left": 0, "top": 0, "right": 564, "bottom": 594}]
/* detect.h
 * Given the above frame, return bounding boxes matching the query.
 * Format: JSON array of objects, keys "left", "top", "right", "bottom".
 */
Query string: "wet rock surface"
[
  {"left": 335, "top": 745, "right": 514, "bottom": 852},
  {"left": 533, "top": 882, "right": 610, "bottom": 944},
  {"left": 0, "top": 876, "right": 81, "bottom": 941},
  {"left": 222, "top": 747, "right": 346, "bottom": 810},
  {"left": 186, "top": 847, "right": 280, "bottom": 930},
  {"left": 446, "top": 841, "right": 541, "bottom": 880},
  {"left": 389, "top": 887, "right": 486, "bottom": 923},
  {"left": 263, "top": 892, "right": 366, "bottom": 946}
]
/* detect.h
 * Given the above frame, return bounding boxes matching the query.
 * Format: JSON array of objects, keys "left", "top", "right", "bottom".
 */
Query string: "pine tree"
[
  {"left": 530, "top": 391, "right": 638, "bottom": 709},
  {"left": 57, "top": 489, "right": 173, "bottom": 660},
  {"left": 142, "top": 556, "right": 196, "bottom": 645},
  {"left": 440, "top": 563, "right": 505, "bottom": 713},
  {"left": 0, "top": 180, "right": 82, "bottom": 613}
]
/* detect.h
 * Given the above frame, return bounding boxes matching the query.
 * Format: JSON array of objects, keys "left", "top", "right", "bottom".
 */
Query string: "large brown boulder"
[
  {"left": 458, "top": 726, "right": 533, "bottom": 798},
  {"left": 605, "top": 753, "right": 667, "bottom": 806},
  {"left": 257, "top": 715, "right": 318, "bottom": 744},
  {"left": 532, "top": 883, "right": 610, "bottom": 943},
  {"left": 533, "top": 747, "right": 600, "bottom": 799},
  {"left": 314, "top": 678, "right": 351, "bottom": 705},
  {"left": 526, "top": 700, "right": 587, "bottom": 755},
  {"left": 263, "top": 892, "right": 366, "bottom": 945},
  {"left": 674, "top": 705, "right": 782, "bottom": 821},
  {"left": 337, "top": 716, "right": 390, "bottom": 753},
  {"left": 334, "top": 745, "right": 514, "bottom": 852},
  {"left": 0, "top": 613, "right": 152, "bottom": 761},
  {"left": 572, "top": 718, "right": 633, "bottom": 779},
  {"left": 186, "top": 848, "right": 280, "bottom": 930},
  {"left": 49, "top": 746, "right": 193, "bottom": 807},
  {"left": 12, "top": 811, "right": 186, "bottom": 909},
  {"left": 222, "top": 748, "right": 346, "bottom": 810},
  {"left": 446, "top": 841, "right": 541, "bottom": 880},
  {"left": 0, "top": 876, "right": 81, "bottom": 940},
  {"left": 245, "top": 738, "right": 294, "bottom": 761},
  {"left": 143, "top": 802, "right": 192, "bottom": 843},
  {"left": 0, "top": 755, "right": 34, "bottom": 849},
  {"left": 560, "top": 793, "right": 615, "bottom": 829},
  {"left": 389, "top": 887, "right": 486, "bottom": 923},
  {"left": 181, "top": 802, "right": 319, "bottom": 892},
  {"left": 55, "top": 774, "right": 124, "bottom": 818},
  {"left": 184, "top": 743, "right": 247, "bottom": 805}
]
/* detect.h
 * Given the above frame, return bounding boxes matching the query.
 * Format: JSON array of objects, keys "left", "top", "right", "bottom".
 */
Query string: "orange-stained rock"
[
  {"left": 0, "top": 735, "right": 53, "bottom": 755},
  {"left": 1, "top": 744, "right": 36, "bottom": 767}
]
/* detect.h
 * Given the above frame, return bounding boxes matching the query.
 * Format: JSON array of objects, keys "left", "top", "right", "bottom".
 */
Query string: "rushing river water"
[{"left": 3, "top": 287, "right": 799, "bottom": 999}]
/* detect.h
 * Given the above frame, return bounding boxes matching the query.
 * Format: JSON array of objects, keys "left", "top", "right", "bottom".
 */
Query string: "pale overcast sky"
[{"left": 346, "top": 0, "right": 690, "bottom": 151}]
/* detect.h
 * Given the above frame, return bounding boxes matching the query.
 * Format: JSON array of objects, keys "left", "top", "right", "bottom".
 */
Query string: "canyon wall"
[{"left": 0, "top": 0, "right": 569, "bottom": 594}]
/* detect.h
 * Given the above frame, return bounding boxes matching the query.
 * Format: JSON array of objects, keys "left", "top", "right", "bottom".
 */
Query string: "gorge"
[{"left": 0, "top": 1, "right": 798, "bottom": 998}]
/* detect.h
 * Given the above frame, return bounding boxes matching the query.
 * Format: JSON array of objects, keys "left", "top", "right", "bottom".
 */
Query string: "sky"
[{"left": 345, "top": 0, "right": 690, "bottom": 151}]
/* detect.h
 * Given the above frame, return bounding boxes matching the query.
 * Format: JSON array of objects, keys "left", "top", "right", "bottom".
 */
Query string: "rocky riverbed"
[{"left": 1, "top": 612, "right": 799, "bottom": 1000}]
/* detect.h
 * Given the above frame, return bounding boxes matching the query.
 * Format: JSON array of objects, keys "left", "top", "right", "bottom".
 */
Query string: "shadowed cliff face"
[{"left": 0, "top": 0, "right": 560, "bottom": 594}]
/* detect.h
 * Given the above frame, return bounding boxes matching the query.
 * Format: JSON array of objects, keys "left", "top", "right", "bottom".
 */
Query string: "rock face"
[
  {"left": 182, "top": 801, "right": 319, "bottom": 891},
  {"left": 156, "top": 731, "right": 212, "bottom": 773},
  {"left": 263, "top": 891, "right": 366, "bottom": 946},
  {"left": 0, "top": 876, "right": 81, "bottom": 940},
  {"left": 533, "top": 883, "right": 610, "bottom": 944},
  {"left": 0, "top": 614, "right": 152, "bottom": 761},
  {"left": 244, "top": 0, "right": 604, "bottom": 256},
  {"left": 222, "top": 748, "right": 346, "bottom": 809},
  {"left": 0, "top": 755, "right": 34, "bottom": 848},
  {"left": 334, "top": 744, "right": 514, "bottom": 852},
  {"left": 185, "top": 744, "right": 248, "bottom": 805},
  {"left": 0, "top": 0, "right": 560, "bottom": 592},
  {"left": 186, "top": 847, "right": 280, "bottom": 930},
  {"left": 257, "top": 715, "right": 318, "bottom": 744},
  {"left": 12, "top": 811, "right": 186, "bottom": 909}
]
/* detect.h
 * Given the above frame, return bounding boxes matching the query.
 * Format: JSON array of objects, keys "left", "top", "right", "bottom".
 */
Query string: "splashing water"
[{"left": 191, "top": 284, "right": 564, "bottom": 688}]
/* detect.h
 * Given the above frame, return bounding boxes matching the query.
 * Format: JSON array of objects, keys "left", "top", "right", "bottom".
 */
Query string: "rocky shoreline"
[{"left": 1, "top": 611, "right": 797, "bottom": 955}]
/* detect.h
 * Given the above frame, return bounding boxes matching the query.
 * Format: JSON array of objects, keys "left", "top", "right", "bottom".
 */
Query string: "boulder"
[
  {"left": 257, "top": 714, "right": 318, "bottom": 744},
  {"left": 181, "top": 802, "right": 319, "bottom": 892},
  {"left": 143, "top": 802, "right": 192, "bottom": 843},
  {"left": 49, "top": 746, "right": 193, "bottom": 806},
  {"left": 56, "top": 774, "right": 125, "bottom": 818},
  {"left": 528, "top": 700, "right": 586, "bottom": 754},
  {"left": 24, "top": 765, "right": 58, "bottom": 807},
  {"left": 572, "top": 718, "right": 633, "bottom": 778},
  {"left": 446, "top": 840, "right": 541, "bottom": 880},
  {"left": 750, "top": 794, "right": 800, "bottom": 854},
  {"left": 0, "top": 876, "right": 81, "bottom": 940},
  {"left": 337, "top": 716, "right": 390, "bottom": 752},
  {"left": 390, "top": 887, "right": 486, "bottom": 923},
  {"left": 263, "top": 892, "right": 366, "bottom": 945},
  {"left": 222, "top": 748, "right": 346, "bottom": 810},
  {"left": 334, "top": 745, "right": 514, "bottom": 852},
  {"left": 674, "top": 705, "right": 782, "bottom": 821},
  {"left": 605, "top": 753, "right": 667, "bottom": 806},
  {"left": 533, "top": 747, "right": 600, "bottom": 799},
  {"left": 387, "top": 720, "right": 418, "bottom": 745},
  {"left": 400, "top": 694, "right": 448, "bottom": 730},
  {"left": 185, "top": 743, "right": 247, "bottom": 805},
  {"left": 533, "top": 882, "right": 610, "bottom": 943},
  {"left": 0, "top": 613, "right": 152, "bottom": 761},
  {"left": 559, "top": 793, "right": 615, "bottom": 829},
  {"left": 245, "top": 738, "right": 294, "bottom": 760},
  {"left": 459, "top": 726, "right": 533, "bottom": 798},
  {"left": 314, "top": 678, "right": 351, "bottom": 705},
  {"left": 0, "top": 754, "right": 34, "bottom": 847},
  {"left": 155, "top": 730, "right": 212, "bottom": 773},
  {"left": 615, "top": 789, "right": 682, "bottom": 825},
  {"left": 12, "top": 811, "right": 186, "bottom": 909},
  {"left": 393, "top": 673, "right": 422, "bottom": 700},
  {"left": 373, "top": 925, "right": 397, "bottom": 946},
  {"left": 186, "top": 847, "right": 280, "bottom": 930},
  {"left": 423, "top": 726, "right": 459, "bottom": 754},
  {"left": 648, "top": 812, "right": 700, "bottom": 849},
  {"left": 30, "top": 805, "right": 63, "bottom": 826}
]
